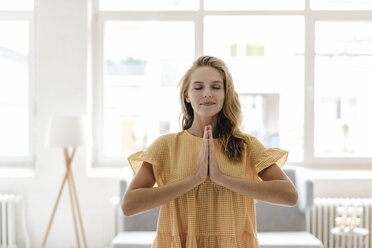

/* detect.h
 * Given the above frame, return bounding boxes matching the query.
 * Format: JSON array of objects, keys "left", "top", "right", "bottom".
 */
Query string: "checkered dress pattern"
[{"left": 128, "top": 130, "right": 288, "bottom": 248}]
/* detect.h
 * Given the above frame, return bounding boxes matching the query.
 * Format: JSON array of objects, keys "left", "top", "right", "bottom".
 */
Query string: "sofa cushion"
[
  {"left": 122, "top": 207, "right": 160, "bottom": 231},
  {"left": 112, "top": 231, "right": 323, "bottom": 248},
  {"left": 257, "top": 232, "right": 323, "bottom": 248},
  {"left": 256, "top": 201, "right": 307, "bottom": 232},
  {"left": 111, "top": 231, "right": 156, "bottom": 248}
]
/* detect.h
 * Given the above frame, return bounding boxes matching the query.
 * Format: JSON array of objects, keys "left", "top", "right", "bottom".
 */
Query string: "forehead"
[{"left": 190, "top": 66, "right": 223, "bottom": 84}]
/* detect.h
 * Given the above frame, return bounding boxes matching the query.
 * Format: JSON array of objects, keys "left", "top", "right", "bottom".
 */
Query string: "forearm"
[
  {"left": 123, "top": 175, "right": 201, "bottom": 216},
  {"left": 218, "top": 174, "right": 298, "bottom": 206}
]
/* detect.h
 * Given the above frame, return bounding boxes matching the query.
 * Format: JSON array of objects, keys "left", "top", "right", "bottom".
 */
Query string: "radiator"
[
  {"left": 307, "top": 198, "right": 372, "bottom": 248},
  {"left": 0, "top": 195, "right": 30, "bottom": 248}
]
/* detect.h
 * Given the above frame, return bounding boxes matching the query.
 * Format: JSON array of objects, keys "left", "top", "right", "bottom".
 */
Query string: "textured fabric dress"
[{"left": 128, "top": 130, "right": 288, "bottom": 248}]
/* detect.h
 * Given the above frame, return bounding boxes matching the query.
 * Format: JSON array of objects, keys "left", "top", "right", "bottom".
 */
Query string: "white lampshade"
[{"left": 46, "top": 115, "right": 86, "bottom": 148}]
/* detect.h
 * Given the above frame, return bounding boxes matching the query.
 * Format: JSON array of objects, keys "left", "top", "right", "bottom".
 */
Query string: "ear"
[{"left": 185, "top": 95, "right": 190, "bottom": 103}]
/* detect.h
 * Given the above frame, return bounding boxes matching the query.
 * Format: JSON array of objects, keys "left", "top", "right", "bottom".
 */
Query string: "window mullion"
[
  {"left": 93, "top": 12, "right": 105, "bottom": 165},
  {"left": 312, "top": 11, "right": 372, "bottom": 20},
  {"left": 196, "top": 8, "right": 204, "bottom": 58},
  {"left": 0, "top": 11, "right": 33, "bottom": 20},
  {"left": 304, "top": 11, "right": 315, "bottom": 166},
  {"left": 29, "top": 12, "right": 36, "bottom": 165}
]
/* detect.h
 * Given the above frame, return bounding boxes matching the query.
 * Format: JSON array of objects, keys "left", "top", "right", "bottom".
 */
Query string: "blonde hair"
[{"left": 178, "top": 55, "right": 247, "bottom": 162}]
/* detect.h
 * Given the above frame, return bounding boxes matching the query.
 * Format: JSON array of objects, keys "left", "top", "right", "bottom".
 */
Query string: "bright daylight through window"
[
  {"left": 0, "top": 0, "right": 32, "bottom": 160},
  {"left": 103, "top": 21, "right": 194, "bottom": 159},
  {"left": 96, "top": 0, "right": 372, "bottom": 166},
  {"left": 314, "top": 22, "right": 372, "bottom": 157}
]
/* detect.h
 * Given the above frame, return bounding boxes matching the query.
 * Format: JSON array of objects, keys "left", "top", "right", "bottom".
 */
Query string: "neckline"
[{"left": 183, "top": 129, "right": 218, "bottom": 140}]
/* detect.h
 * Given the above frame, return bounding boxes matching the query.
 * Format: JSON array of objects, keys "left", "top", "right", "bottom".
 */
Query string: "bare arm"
[
  {"left": 215, "top": 164, "right": 298, "bottom": 206},
  {"left": 122, "top": 126, "right": 210, "bottom": 216},
  {"left": 205, "top": 126, "right": 297, "bottom": 206},
  {"left": 122, "top": 162, "right": 201, "bottom": 216}
]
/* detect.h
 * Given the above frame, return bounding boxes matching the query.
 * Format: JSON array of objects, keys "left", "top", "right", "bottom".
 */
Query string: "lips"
[{"left": 201, "top": 102, "right": 215, "bottom": 106}]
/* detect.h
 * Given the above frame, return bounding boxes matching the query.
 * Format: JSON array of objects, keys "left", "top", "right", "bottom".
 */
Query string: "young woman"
[{"left": 122, "top": 55, "right": 298, "bottom": 247}]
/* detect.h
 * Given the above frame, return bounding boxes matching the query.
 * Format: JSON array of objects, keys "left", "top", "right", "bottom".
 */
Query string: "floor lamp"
[{"left": 42, "top": 115, "right": 88, "bottom": 248}]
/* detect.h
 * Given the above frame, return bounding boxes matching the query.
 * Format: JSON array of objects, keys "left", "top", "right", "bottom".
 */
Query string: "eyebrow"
[{"left": 192, "top": 81, "right": 223, "bottom": 85}]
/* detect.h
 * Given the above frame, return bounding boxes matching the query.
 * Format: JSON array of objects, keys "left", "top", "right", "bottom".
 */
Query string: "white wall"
[
  {"left": 1, "top": 0, "right": 119, "bottom": 247},
  {"left": 33, "top": 0, "right": 119, "bottom": 246},
  {"left": 0, "top": 0, "right": 372, "bottom": 248},
  {"left": 311, "top": 171, "right": 372, "bottom": 198}
]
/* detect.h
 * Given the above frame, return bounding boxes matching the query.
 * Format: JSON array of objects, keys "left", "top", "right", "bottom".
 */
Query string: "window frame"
[
  {"left": 0, "top": 9, "right": 36, "bottom": 168},
  {"left": 92, "top": 0, "right": 372, "bottom": 169}
]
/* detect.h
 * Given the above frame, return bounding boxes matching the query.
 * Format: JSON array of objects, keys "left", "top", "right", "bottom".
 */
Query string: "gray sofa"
[{"left": 112, "top": 166, "right": 323, "bottom": 248}]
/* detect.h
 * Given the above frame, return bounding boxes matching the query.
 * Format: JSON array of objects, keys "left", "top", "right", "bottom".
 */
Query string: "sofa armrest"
[
  {"left": 117, "top": 176, "right": 159, "bottom": 232},
  {"left": 294, "top": 167, "right": 314, "bottom": 213}
]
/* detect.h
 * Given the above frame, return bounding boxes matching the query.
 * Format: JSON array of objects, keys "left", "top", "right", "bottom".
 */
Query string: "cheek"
[
  {"left": 189, "top": 91, "right": 202, "bottom": 102},
  {"left": 187, "top": 94, "right": 198, "bottom": 108},
  {"left": 186, "top": 90, "right": 193, "bottom": 103},
  {"left": 218, "top": 92, "right": 225, "bottom": 104}
]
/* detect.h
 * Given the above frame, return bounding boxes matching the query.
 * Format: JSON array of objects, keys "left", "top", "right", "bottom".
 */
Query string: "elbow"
[
  {"left": 122, "top": 201, "right": 135, "bottom": 217},
  {"left": 121, "top": 194, "right": 135, "bottom": 217},
  {"left": 288, "top": 187, "right": 298, "bottom": 207},
  {"left": 121, "top": 202, "right": 130, "bottom": 217}
]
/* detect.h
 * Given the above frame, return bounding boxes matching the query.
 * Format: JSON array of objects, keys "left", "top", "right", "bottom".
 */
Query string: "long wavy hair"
[{"left": 178, "top": 55, "right": 248, "bottom": 162}]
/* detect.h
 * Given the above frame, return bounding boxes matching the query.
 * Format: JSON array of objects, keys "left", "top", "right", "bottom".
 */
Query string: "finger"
[
  {"left": 209, "top": 132, "right": 216, "bottom": 161},
  {"left": 202, "top": 126, "right": 209, "bottom": 150},
  {"left": 204, "top": 126, "right": 209, "bottom": 139},
  {"left": 208, "top": 128, "right": 214, "bottom": 145}
]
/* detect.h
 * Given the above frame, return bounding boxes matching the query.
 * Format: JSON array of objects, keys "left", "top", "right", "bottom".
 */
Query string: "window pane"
[
  {"left": 315, "top": 22, "right": 372, "bottom": 157},
  {"left": 100, "top": 0, "right": 199, "bottom": 11},
  {"left": 103, "top": 21, "right": 194, "bottom": 158},
  {"left": 240, "top": 94, "right": 281, "bottom": 147},
  {"left": 0, "top": 0, "right": 33, "bottom": 10},
  {"left": 204, "top": 16, "right": 305, "bottom": 162},
  {"left": 0, "top": 21, "right": 29, "bottom": 156},
  {"left": 311, "top": 0, "right": 372, "bottom": 10},
  {"left": 204, "top": 0, "right": 304, "bottom": 10}
]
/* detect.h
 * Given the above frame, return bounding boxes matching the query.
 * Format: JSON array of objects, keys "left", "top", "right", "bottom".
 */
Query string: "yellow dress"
[{"left": 128, "top": 130, "right": 288, "bottom": 248}]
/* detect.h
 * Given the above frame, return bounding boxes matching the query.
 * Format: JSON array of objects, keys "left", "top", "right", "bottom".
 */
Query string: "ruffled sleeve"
[
  {"left": 127, "top": 135, "right": 169, "bottom": 178},
  {"left": 248, "top": 136, "right": 288, "bottom": 174}
]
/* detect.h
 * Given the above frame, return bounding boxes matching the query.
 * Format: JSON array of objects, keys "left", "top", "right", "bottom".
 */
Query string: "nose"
[{"left": 203, "top": 88, "right": 212, "bottom": 98}]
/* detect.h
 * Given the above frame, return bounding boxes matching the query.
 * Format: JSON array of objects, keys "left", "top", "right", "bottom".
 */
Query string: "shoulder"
[
  {"left": 148, "top": 132, "right": 178, "bottom": 148},
  {"left": 154, "top": 132, "right": 178, "bottom": 143},
  {"left": 238, "top": 132, "right": 266, "bottom": 153},
  {"left": 239, "top": 131, "right": 258, "bottom": 144}
]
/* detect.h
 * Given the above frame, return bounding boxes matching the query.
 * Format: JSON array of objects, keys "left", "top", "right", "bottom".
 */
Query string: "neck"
[{"left": 187, "top": 116, "right": 218, "bottom": 138}]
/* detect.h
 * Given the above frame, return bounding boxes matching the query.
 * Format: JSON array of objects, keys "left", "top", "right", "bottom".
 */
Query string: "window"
[
  {"left": 311, "top": 0, "right": 372, "bottom": 10},
  {"left": 0, "top": 1, "right": 34, "bottom": 165},
  {"left": 94, "top": 0, "right": 372, "bottom": 167},
  {"left": 204, "top": 0, "right": 304, "bottom": 10},
  {"left": 204, "top": 16, "right": 304, "bottom": 162},
  {"left": 102, "top": 21, "right": 194, "bottom": 159},
  {"left": 314, "top": 21, "right": 372, "bottom": 157},
  {"left": 99, "top": 0, "right": 198, "bottom": 11},
  {"left": 0, "top": 0, "right": 33, "bottom": 11}
]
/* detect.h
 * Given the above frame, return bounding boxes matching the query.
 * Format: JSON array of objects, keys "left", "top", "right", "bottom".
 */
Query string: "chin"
[{"left": 196, "top": 110, "right": 220, "bottom": 118}]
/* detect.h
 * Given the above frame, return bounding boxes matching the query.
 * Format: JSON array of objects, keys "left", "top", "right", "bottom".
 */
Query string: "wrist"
[
  {"left": 191, "top": 173, "right": 204, "bottom": 185},
  {"left": 213, "top": 173, "right": 225, "bottom": 186}
]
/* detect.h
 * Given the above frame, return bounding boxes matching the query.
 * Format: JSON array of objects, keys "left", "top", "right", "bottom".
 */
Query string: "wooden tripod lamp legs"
[{"left": 41, "top": 148, "right": 87, "bottom": 248}]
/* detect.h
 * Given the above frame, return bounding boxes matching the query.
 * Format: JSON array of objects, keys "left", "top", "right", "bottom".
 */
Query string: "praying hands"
[{"left": 193, "top": 125, "right": 223, "bottom": 185}]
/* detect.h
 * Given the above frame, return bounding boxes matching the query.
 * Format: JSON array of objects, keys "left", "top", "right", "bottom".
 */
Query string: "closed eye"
[{"left": 194, "top": 86, "right": 222, "bottom": 90}]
